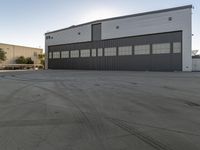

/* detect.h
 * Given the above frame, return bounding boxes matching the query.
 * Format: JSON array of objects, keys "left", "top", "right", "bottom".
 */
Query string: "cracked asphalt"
[{"left": 0, "top": 70, "right": 200, "bottom": 150}]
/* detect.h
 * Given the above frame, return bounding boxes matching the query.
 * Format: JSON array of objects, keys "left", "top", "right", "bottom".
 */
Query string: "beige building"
[{"left": 0, "top": 43, "right": 43, "bottom": 65}]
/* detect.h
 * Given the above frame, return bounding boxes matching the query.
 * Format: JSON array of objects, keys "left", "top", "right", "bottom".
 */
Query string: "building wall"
[
  {"left": 45, "top": 6, "right": 192, "bottom": 71},
  {"left": 0, "top": 43, "right": 43, "bottom": 65},
  {"left": 102, "top": 8, "right": 192, "bottom": 72},
  {"left": 45, "top": 25, "right": 91, "bottom": 46}
]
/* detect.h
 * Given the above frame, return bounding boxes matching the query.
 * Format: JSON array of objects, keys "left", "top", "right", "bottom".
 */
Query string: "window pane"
[
  {"left": 92, "top": 49, "right": 96, "bottom": 57},
  {"left": 152, "top": 43, "right": 170, "bottom": 54},
  {"left": 118, "top": 46, "right": 132, "bottom": 56},
  {"left": 173, "top": 42, "right": 181, "bottom": 53},
  {"left": 81, "top": 49, "right": 90, "bottom": 57},
  {"left": 61, "top": 51, "right": 69, "bottom": 58},
  {"left": 98, "top": 48, "right": 103, "bottom": 56},
  {"left": 53, "top": 52, "right": 60, "bottom": 59},
  {"left": 70, "top": 50, "right": 79, "bottom": 58},
  {"left": 104, "top": 47, "right": 116, "bottom": 56},
  {"left": 135, "top": 45, "right": 150, "bottom": 55}
]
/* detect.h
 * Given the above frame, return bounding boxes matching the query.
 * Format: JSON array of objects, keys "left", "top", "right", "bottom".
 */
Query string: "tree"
[
  {"left": 0, "top": 48, "right": 7, "bottom": 63},
  {"left": 192, "top": 50, "right": 200, "bottom": 58},
  {"left": 16, "top": 56, "right": 34, "bottom": 64},
  {"left": 192, "top": 50, "right": 199, "bottom": 56},
  {"left": 16, "top": 56, "right": 27, "bottom": 64},
  {"left": 38, "top": 54, "right": 45, "bottom": 67},
  {"left": 26, "top": 57, "right": 34, "bottom": 64}
]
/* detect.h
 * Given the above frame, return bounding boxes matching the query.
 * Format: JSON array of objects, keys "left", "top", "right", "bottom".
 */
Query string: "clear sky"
[{"left": 0, "top": 0, "right": 199, "bottom": 52}]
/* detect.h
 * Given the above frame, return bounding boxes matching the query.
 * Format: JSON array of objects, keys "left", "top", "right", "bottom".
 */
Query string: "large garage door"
[{"left": 48, "top": 31, "right": 182, "bottom": 71}]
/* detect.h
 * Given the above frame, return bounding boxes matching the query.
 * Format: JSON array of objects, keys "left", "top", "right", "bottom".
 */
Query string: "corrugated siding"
[{"left": 48, "top": 31, "right": 182, "bottom": 71}]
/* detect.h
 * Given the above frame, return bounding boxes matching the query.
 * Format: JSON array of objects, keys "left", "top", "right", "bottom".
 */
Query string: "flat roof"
[
  {"left": 0, "top": 43, "right": 43, "bottom": 50},
  {"left": 45, "top": 5, "right": 192, "bottom": 35}
]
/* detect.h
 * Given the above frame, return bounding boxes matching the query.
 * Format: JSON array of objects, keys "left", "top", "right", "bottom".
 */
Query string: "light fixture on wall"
[{"left": 168, "top": 17, "right": 172, "bottom": 21}]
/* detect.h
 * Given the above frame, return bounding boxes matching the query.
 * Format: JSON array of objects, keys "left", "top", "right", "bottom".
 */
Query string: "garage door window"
[
  {"left": 104, "top": 47, "right": 116, "bottom": 56},
  {"left": 92, "top": 49, "right": 96, "bottom": 57},
  {"left": 152, "top": 43, "right": 170, "bottom": 54},
  {"left": 61, "top": 51, "right": 69, "bottom": 58},
  {"left": 53, "top": 52, "right": 60, "bottom": 59},
  {"left": 98, "top": 48, "right": 103, "bottom": 56},
  {"left": 71, "top": 50, "right": 79, "bottom": 58},
  {"left": 118, "top": 46, "right": 132, "bottom": 56},
  {"left": 81, "top": 49, "right": 90, "bottom": 57},
  {"left": 135, "top": 45, "right": 150, "bottom": 55},
  {"left": 173, "top": 42, "right": 181, "bottom": 53}
]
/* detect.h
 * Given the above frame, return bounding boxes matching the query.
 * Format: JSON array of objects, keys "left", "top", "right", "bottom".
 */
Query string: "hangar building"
[{"left": 45, "top": 5, "right": 192, "bottom": 71}]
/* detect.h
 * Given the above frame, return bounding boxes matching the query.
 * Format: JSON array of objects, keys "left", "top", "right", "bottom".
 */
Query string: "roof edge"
[
  {"left": 0, "top": 43, "right": 43, "bottom": 50},
  {"left": 45, "top": 5, "right": 192, "bottom": 35}
]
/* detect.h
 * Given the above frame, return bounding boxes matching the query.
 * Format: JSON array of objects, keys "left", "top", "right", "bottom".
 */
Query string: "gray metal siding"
[
  {"left": 48, "top": 31, "right": 182, "bottom": 71},
  {"left": 45, "top": 5, "right": 192, "bottom": 35}
]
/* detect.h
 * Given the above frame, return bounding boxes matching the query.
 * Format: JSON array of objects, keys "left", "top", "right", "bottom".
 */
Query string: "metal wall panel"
[{"left": 48, "top": 31, "right": 182, "bottom": 71}]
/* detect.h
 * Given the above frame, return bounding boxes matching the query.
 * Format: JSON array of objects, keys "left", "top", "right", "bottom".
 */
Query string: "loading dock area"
[{"left": 0, "top": 70, "right": 200, "bottom": 149}]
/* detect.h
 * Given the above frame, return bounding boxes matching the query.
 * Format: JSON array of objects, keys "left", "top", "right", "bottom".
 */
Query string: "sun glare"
[{"left": 81, "top": 8, "right": 118, "bottom": 23}]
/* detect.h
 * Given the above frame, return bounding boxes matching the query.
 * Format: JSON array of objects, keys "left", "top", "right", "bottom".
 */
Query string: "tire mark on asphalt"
[
  {"left": 58, "top": 80, "right": 176, "bottom": 150},
  {"left": 1, "top": 75, "right": 60, "bottom": 83},
  {"left": 0, "top": 118, "right": 81, "bottom": 128},
  {"left": 1, "top": 83, "right": 34, "bottom": 104},
  {"left": 34, "top": 83, "right": 108, "bottom": 150},
  {"left": 107, "top": 118, "right": 173, "bottom": 150},
  {"left": 106, "top": 117, "right": 200, "bottom": 137},
  {"left": 56, "top": 81, "right": 109, "bottom": 150},
  {"left": 104, "top": 78, "right": 200, "bottom": 105},
  {"left": 0, "top": 121, "right": 59, "bottom": 150},
  {"left": 32, "top": 125, "right": 59, "bottom": 149},
  {"left": 101, "top": 79, "right": 200, "bottom": 114},
  {"left": 0, "top": 82, "right": 39, "bottom": 119},
  {"left": 58, "top": 81, "right": 109, "bottom": 135},
  {"left": 0, "top": 98, "right": 46, "bottom": 110}
]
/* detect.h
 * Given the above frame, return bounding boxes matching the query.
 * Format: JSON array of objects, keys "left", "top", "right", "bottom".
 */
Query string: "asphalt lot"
[{"left": 0, "top": 70, "right": 200, "bottom": 150}]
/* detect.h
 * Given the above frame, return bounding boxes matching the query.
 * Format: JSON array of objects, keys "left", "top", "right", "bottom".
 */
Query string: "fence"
[{"left": 0, "top": 64, "right": 43, "bottom": 70}]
